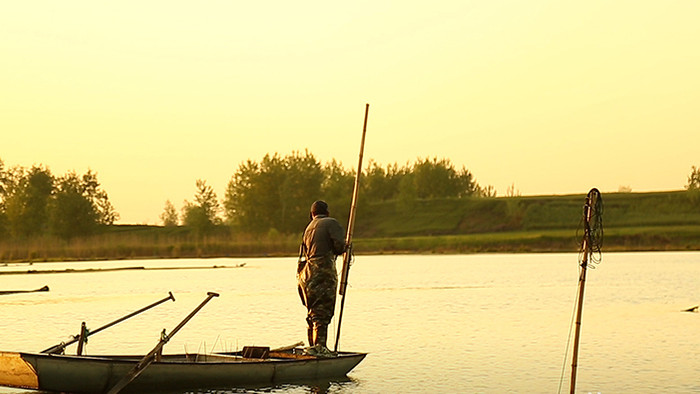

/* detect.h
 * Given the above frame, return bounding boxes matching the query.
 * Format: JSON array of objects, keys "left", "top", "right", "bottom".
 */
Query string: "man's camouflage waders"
[{"left": 297, "top": 209, "right": 345, "bottom": 353}]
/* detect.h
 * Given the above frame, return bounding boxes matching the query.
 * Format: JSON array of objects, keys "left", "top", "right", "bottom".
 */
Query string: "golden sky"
[{"left": 2, "top": 1, "right": 699, "bottom": 224}]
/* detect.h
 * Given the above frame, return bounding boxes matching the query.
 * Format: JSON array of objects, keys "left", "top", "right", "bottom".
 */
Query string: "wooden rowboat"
[
  {"left": 0, "top": 348, "right": 366, "bottom": 393},
  {"left": 0, "top": 292, "right": 366, "bottom": 392}
]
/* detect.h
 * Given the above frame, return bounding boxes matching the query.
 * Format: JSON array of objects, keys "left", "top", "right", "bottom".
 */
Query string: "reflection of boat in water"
[
  {"left": 0, "top": 285, "right": 49, "bottom": 295},
  {"left": 0, "top": 349, "right": 366, "bottom": 393},
  {"left": 0, "top": 291, "right": 366, "bottom": 393}
]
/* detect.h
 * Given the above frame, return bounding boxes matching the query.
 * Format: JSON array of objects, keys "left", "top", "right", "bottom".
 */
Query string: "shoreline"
[
  {"left": 0, "top": 263, "right": 246, "bottom": 275},
  {"left": 1, "top": 242, "right": 698, "bottom": 265},
  {"left": 4, "top": 191, "right": 700, "bottom": 264}
]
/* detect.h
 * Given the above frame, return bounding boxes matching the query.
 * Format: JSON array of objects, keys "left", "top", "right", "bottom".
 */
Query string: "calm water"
[{"left": 1, "top": 252, "right": 699, "bottom": 393}]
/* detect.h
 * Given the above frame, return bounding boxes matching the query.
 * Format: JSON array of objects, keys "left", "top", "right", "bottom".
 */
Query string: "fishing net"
[{"left": 577, "top": 188, "right": 603, "bottom": 268}]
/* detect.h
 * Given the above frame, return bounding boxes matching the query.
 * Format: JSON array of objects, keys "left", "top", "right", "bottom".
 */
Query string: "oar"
[
  {"left": 106, "top": 292, "right": 219, "bottom": 394},
  {"left": 41, "top": 292, "right": 176, "bottom": 354}
]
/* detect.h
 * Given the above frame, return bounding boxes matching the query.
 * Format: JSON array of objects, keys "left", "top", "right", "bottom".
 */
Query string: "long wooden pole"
[
  {"left": 569, "top": 246, "right": 589, "bottom": 393},
  {"left": 570, "top": 190, "right": 598, "bottom": 393},
  {"left": 334, "top": 103, "right": 369, "bottom": 353}
]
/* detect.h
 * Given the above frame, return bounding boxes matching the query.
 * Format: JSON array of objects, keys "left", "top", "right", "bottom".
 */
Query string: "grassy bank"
[
  {"left": 2, "top": 190, "right": 700, "bottom": 263},
  {"left": 3, "top": 225, "right": 700, "bottom": 264},
  {"left": 358, "top": 225, "right": 700, "bottom": 254}
]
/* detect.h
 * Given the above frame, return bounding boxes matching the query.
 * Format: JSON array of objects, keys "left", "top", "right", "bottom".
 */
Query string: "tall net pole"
[
  {"left": 334, "top": 103, "right": 369, "bottom": 352},
  {"left": 570, "top": 188, "right": 602, "bottom": 393}
]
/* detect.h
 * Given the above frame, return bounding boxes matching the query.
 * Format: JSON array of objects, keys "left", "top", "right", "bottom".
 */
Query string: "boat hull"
[{"left": 0, "top": 350, "right": 366, "bottom": 393}]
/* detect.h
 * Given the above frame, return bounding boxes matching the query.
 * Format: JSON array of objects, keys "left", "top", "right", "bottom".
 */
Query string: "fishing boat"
[
  {"left": 0, "top": 348, "right": 366, "bottom": 393},
  {"left": 0, "top": 291, "right": 366, "bottom": 393}
]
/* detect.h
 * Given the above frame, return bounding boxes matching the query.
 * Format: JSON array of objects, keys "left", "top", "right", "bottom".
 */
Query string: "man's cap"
[{"left": 310, "top": 200, "right": 329, "bottom": 216}]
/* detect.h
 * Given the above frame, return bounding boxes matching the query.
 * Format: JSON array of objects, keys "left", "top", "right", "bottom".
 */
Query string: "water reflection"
[
  {"left": 1, "top": 253, "right": 699, "bottom": 393},
  {"left": 183, "top": 377, "right": 357, "bottom": 394}
]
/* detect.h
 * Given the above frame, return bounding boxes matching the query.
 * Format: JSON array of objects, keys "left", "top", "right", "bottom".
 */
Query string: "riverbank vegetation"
[
  {"left": 2, "top": 190, "right": 700, "bottom": 263},
  {"left": 2, "top": 155, "right": 700, "bottom": 263}
]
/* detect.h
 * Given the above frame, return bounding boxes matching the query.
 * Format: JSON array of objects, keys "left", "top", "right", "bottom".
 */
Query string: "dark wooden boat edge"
[{"left": 0, "top": 348, "right": 367, "bottom": 393}]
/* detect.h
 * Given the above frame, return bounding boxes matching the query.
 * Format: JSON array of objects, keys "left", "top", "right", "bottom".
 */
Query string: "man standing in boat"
[{"left": 297, "top": 200, "right": 345, "bottom": 357}]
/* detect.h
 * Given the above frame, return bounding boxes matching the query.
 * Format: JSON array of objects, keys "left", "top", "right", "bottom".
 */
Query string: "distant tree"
[
  {"left": 224, "top": 151, "right": 323, "bottom": 233},
  {"left": 160, "top": 200, "right": 179, "bottom": 226},
  {"left": 407, "top": 157, "right": 479, "bottom": 199},
  {"left": 182, "top": 201, "right": 209, "bottom": 232},
  {"left": 363, "top": 160, "right": 405, "bottom": 202},
  {"left": 47, "top": 169, "right": 117, "bottom": 238},
  {"left": 279, "top": 151, "right": 324, "bottom": 232},
  {"left": 0, "top": 162, "right": 116, "bottom": 239},
  {"left": 454, "top": 165, "right": 479, "bottom": 197},
  {"left": 0, "top": 161, "right": 24, "bottom": 203},
  {"left": 362, "top": 160, "right": 387, "bottom": 202},
  {"left": 4, "top": 166, "right": 54, "bottom": 238},
  {"left": 320, "top": 159, "right": 354, "bottom": 226},
  {"left": 182, "top": 179, "right": 220, "bottom": 233},
  {"left": 49, "top": 172, "right": 100, "bottom": 238},
  {"left": 80, "top": 170, "right": 119, "bottom": 225},
  {"left": 225, "top": 154, "right": 284, "bottom": 232},
  {"left": 224, "top": 159, "right": 260, "bottom": 228},
  {"left": 95, "top": 196, "right": 119, "bottom": 225},
  {"left": 686, "top": 166, "right": 700, "bottom": 190},
  {"left": 194, "top": 179, "right": 220, "bottom": 225}
]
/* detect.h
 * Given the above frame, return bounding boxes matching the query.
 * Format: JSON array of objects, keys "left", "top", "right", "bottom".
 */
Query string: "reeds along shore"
[
  {"left": 3, "top": 225, "right": 700, "bottom": 264},
  {"left": 0, "top": 231, "right": 300, "bottom": 263}
]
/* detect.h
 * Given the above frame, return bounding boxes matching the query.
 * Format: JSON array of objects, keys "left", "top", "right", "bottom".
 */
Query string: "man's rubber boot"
[
  {"left": 313, "top": 324, "right": 327, "bottom": 348},
  {"left": 307, "top": 326, "right": 314, "bottom": 348},
  {"left": 312, "top": 324, "right": 334, "bottom": 357}
]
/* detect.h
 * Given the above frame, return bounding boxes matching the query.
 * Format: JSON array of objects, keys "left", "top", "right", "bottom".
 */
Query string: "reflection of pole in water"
[{"left": 569, "top": 188, "right": 603, "bottom": 394}]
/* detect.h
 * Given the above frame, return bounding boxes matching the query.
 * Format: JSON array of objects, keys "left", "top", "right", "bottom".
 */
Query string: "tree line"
[
  {"left": 5, "top": 153, "right": 700, "bottom": 239},
  {"left": 0, "top": 159, "right": 118, "bottom": 239},
  {"left": 165, "top": 151, "right": 493, "bottom": 235},
  {"left": 160, "top": 157, "right": 700, "bottom": 235}
]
